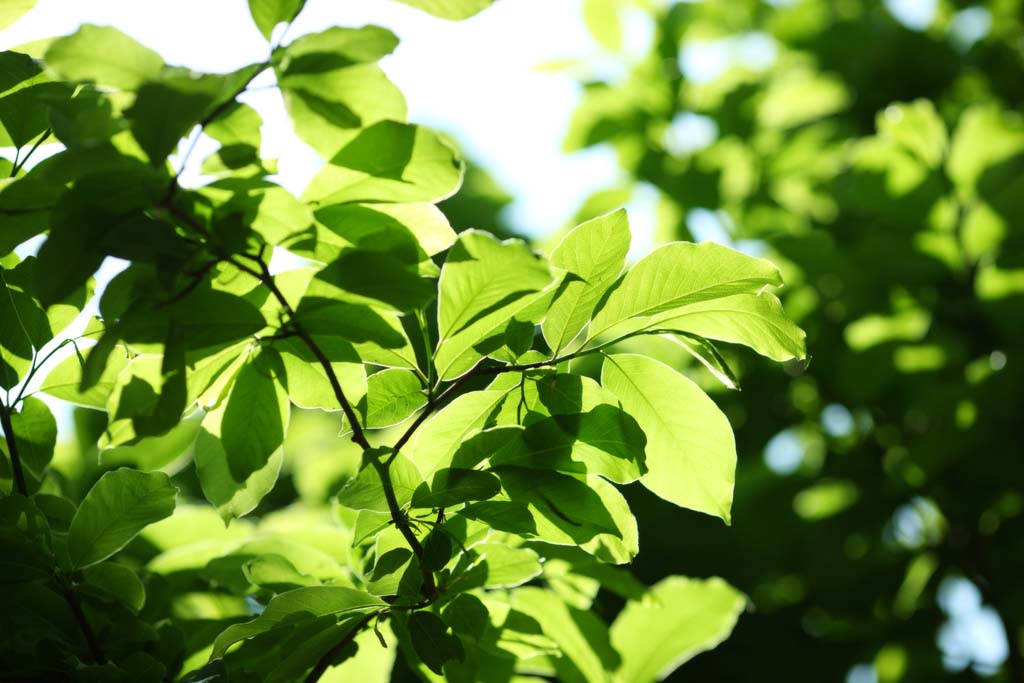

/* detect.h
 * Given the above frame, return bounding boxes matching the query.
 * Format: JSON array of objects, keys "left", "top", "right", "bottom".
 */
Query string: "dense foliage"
[
  {"left": 564, "top": 0, "right": 1024, "bottom": 680},
  {"left": 0, "top": 1, "right": 806, "bottom": 681}
]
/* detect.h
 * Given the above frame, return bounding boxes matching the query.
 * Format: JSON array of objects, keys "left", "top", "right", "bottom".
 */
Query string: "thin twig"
[
  {"left": 60, "top": 586, "right": 106, "bottom": 664},
  {"left": 10, "top": 129, "right": 52, "bottom": 176},
  {"left": 304, "top": 612, "right": 378, "bottom": 683}
]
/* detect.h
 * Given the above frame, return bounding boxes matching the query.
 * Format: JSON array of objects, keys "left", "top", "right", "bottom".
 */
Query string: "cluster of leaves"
[
  {"left": 0, "top": 1, "right": 805, "bottom": 681},
  {"left": 564, "top": 0, "right": 1024, "bottom": 680}
]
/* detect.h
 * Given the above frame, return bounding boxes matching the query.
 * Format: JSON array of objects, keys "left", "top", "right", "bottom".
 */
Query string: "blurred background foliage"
[{"left": 550, "top": 0, "right": 1024, "bottom": 681}]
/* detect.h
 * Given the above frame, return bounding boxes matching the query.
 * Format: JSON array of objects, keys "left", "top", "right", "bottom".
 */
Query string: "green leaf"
[
  {"left": 314, "top": 202, "right": 456, "bottom": 263},
  {"left": 195, "top": 408, "right": 284, "bottom": 523},
  {"left": 602, "top": 354, "right": 735, "bottom": 523},
  {"left": 126, "top": 70, "right": 237, "bottom": 164},
  {"left": 610, "top": 576, "right": 746, "bottom": 682},
  {"left": 474, "top": 542, "right": 543, "bottom": 589},
  {"left": 494, "top": 467, "right": 630, "bottom": 551},
  {"left": 243, "top": 554, "right": 319, "bottom": 590},
  {"left": 81, "top": 561, "right": 146, "bottom": 612},
  {"left": 337, "top": 450, "right": 423, "bottom": 512},
  {"left": 303, "top": 121, "right": 463, "bottom": 205},
  {"left": 277, "top": 337, "right": 366, "bottom": 412},
  {"left": 360, "top": 368, "right": 425, "bottom": 428},
  {"left": 67, "top": 468, "right": 177, "bottom": 569},
  {"left": 876, "top": 99, "right": 947, "bottom": 169},
  {"left": 654, "top": 292, "right": 807, "bottom": 361},
  {"left": 393, "top": 0, "right": 493, "bottom": 20},
  {"left": 275, "top": 20, "right": 401, "bottom": 151},
  {"left": 514, "top": 587, "right": 618, "bottom": 683},
  {"left": 411, "top": 468, "right": 501, "bottom": 508},
  {"left": 489, "top": 373, "right": 647, "bottom": 484},
  {"left": 408, "top": 610, "right": 465, "bottom": 674},
  {"left": 588, "top": 241, "right": 783, "bottom": 341},
  {"left": 406, "top": 389, "right": 508, "bottom": 477},
  {"left": 435, "top": 231, "right": 552, "bottom": 379},
  {"left": 39, "top": 345, "right": 129, "bottom": 409},
  {"left": 210, "top": 586, "right": 386, "bottom": 659},
  {"left": 542, "top": 209, "right": 630, "bottom": 353},
  {"left": 45, "top": 25, "right": 164, "bottom": 89},
  {"left": 0, "top": 0, "right": 36, "bottom": 30},
  {"left": 221, "top": 348, "right": 290, "bottom": 482},
  {"left": 8, "top": 396, "right": 56, "bottom": 478},
  {"left": 0, "top": 175, "right": 58, "bottom": 256},
  {"left": 311, "top": 249, "right": 435, "bottom": 313},
  {"left": 667, "top": 333, "right": 741, "bottom": 390},
  {"left": 248, "top": 0, "right": 305, "bottom": 39},
  {"left": 583, "top": 0, "right": 624, "bottom": 51}
]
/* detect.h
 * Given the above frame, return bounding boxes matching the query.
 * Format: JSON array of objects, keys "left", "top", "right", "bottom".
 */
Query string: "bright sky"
[{"left": 1, "top": 0, "right": 637, "bottom": 237}]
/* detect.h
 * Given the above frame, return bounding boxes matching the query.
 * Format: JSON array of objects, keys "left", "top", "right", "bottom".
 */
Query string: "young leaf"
[
  {"left": 67, "top": 468, "right": 177, "bottom": 569},
  {"left": 542, "top": 209, "right": 630, "bottom": 353},
  {"left": 588, "top": 241, "right": 783, "bottom": 341},
  {"left": 44, "top": 25, "right": 164, "bottom": 89},
  {"left": 602, "top": 354, "right": 736, "bottom": 523},
  {"left": 610, "top": 576, "right": 746, "bottom": 682}
]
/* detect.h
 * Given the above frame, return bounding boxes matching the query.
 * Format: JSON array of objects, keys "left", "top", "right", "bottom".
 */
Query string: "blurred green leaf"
[{"left": 45, "top": 25, "right": 164, "bottom": 89}]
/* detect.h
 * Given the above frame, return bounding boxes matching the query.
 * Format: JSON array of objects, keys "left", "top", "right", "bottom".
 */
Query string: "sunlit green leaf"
[
  {"left": 611, "top": 576, "right": 746, "bottom": 683},
  {"left": 195, "top": 405, "right": 284, "bottom": 523},
  {"left": 543, "top": 209, "right": 630, "bottom": 353},
  {"left": 45, "top": 25, "right": 164, "bottom": 89},
  {"left": 360, "top": 368, "right": 425, "bottom": 428},
  {"left": 67, "top": 468, "right": 177, "bottom": 569},
  {"left": 654, "top": 292, "right": 807, "bottom": 361},
  {"left": 602, "top": 354, "right": 735, "bottom": 523},
  {"left": 210, "top": 586, "right": 386, "bottom": 659},
  {"left": 248, "top": 0, "right": 305, "bottom": 40},
  {"left": 221, "top": 348, "right": 290, "bottom": 482},
  {"left": 304, "top": 121, "right": 463, "bottom": 205},
  {"left": 589, "top": 241, "right": 782, "bottom": 341}
]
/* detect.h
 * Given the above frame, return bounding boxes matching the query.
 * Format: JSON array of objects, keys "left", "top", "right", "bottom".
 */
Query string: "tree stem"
[
  {"left": 0, "top": 406, "right": 28, "bottom": 496},
  {"left": 304, "top": 612, "right": 376, "bottom": 683},
  {"left": 60, "top": 586, "right": 106, "bottom": 664}
]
